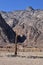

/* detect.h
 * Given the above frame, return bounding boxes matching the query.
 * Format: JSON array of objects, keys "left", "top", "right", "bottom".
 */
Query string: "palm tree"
[{"left": 14, "top": 33, "right": 26, "bottom": 56}]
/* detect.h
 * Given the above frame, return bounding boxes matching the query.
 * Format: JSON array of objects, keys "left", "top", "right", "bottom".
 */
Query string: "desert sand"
[{"left": 0, "top": 52, "right": 43, "bottom": 65}]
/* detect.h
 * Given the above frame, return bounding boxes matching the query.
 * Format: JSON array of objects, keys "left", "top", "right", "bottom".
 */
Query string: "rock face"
[
  {"left": 0, "top": 14, "right": 16, "bottom": 45},
  {"left": 0, "top": 7, "right": 43, "bottom": 47}
]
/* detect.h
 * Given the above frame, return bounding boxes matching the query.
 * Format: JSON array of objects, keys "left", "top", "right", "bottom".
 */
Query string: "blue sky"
[{"left": 0, "top": 0, "right": 43, "bottom": 11}]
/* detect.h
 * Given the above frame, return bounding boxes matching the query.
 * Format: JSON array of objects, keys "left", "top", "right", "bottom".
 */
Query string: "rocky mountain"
[
  {"left": 0, "top": 14, "right": 16, "bottom": 46},
  {"left": 0, "top": 6, "right": 43, "bottom": 47}
]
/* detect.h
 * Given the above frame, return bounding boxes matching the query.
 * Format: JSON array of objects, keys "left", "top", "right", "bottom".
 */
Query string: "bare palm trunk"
[{"left": 15, "top": 34, "right": 17, "bottom": 56}]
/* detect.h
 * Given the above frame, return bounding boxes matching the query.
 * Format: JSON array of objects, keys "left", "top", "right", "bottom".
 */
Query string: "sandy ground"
[{"left": 0, "top": 52, "right": 43, "bottom": 65}]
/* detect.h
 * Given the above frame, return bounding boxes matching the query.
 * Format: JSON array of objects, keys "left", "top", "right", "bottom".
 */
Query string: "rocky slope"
[
  {"left": 0, "top": 14, "right": 16, "bottom": 46},
  {"left": 0, "top": 6, "right": 43, "bottom": 47}
]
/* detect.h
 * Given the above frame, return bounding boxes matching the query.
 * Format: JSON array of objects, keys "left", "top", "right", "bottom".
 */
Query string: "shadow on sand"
[{"left": 7, "top": 54, "right": 43, "bottom": 59}]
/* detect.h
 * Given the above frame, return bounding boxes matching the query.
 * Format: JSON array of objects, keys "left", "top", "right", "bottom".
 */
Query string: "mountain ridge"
[{"left": 0, "top": 7, "right": 43, "bottom": 47}]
